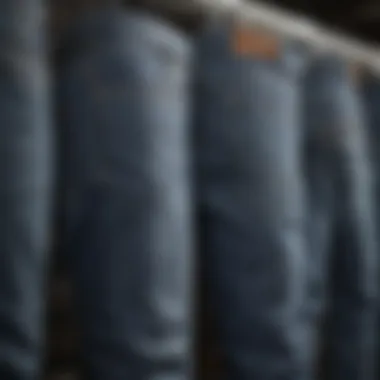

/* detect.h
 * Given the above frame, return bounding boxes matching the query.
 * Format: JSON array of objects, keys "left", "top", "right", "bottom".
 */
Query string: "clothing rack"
[{"left": 154, "top": 0, "right": 380, "bottom": 74}]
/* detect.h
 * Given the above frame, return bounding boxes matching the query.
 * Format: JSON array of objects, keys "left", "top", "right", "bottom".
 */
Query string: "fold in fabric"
[{"left": 58, "top": 8, "right": 195, "bottom": 380}]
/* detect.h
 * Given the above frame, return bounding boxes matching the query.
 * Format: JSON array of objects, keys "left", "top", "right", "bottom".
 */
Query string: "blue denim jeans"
[
  {"left": 361, "top": 76, "right": 380, "bottom": 217},
  {"left": 58, "top": 8, "right": 194, "bottom": 380},
  {"left": 361, "top": 75, "right": 380, "bottom": 380},
  {"left": 194, "top": 22, "right": 309, "bottom": 380},
  {"left": 303, "top": 57, "right": 378, "bottom": 380},
  {"left": 0, "top": 1, "right": 53, "bottom": 379}
]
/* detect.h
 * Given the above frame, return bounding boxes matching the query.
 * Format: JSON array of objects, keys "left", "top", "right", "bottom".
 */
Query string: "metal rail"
[{"left": 153, "top": 0, "right": 380, "bottom": 74}]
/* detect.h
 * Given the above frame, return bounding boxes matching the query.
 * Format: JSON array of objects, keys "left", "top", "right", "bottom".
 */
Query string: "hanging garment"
[
  {"left": 0, "top": 0, "right": 54, "bottom": 379},
  {"left": 360, "top": 74, "right": 380, "bottom": 220},
  {"left": 194, "top": 20, "right": 309, "bottom": 380},
  {"left": 58, "top": 8, "right": 195, "bottom": 380},
  {"left": 359, "top": 74, "right": 380, "bottom": 380},
  {"left": 303, "top": 56, "right": 378, "bottom": 380}
]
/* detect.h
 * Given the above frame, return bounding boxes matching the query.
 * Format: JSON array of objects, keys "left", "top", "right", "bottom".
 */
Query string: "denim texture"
[
  {"left": 360, "top": 75, "right": 380, "bottom": 380},
  {"left": 361, "top": 76, "right": 380, "bottom": 213},
  {"left": 0, "top": 0, "right": 53, "bottom": 379},
  {"left": 194, "top": 22, "right": 309, "bottom": 380},
  {"left": 303, "top": 57, "right": 378, "bottom": 380},
  {"left": 58, "top": 9, "right": 194, "bottom": 380}
]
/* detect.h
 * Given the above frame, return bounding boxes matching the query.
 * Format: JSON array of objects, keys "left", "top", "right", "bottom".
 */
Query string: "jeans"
[
  {"left": 361, "top": 76, "right": 380, "bottom": 218},
  {"left": 0, "top": 1, "right": 53, "bottom": 379},
  {"left": 58, "top": 8, "right": 194, "bottom": 380},
  {"left": 194, "top": 21, "right": 309, "bottom": 380},
  {"left": 361, "top": 75, "right": 380, "bottom": 380},
  {"left": 303, "top": 57, "right": 378, "bottom": 380}
]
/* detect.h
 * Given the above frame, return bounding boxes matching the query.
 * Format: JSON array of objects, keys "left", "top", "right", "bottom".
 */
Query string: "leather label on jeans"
[{"left": 231, "top": 26, "right": 279, "bottom": 59}]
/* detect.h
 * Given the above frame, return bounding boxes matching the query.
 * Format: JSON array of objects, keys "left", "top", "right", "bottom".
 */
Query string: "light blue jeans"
[{"left": 58, "top": 8, "right": 194, "bottom": 380}]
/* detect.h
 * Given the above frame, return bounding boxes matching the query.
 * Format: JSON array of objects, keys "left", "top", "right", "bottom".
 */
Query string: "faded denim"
[{"left": 58, "top": 8, "right": 194, "bottom": 380}]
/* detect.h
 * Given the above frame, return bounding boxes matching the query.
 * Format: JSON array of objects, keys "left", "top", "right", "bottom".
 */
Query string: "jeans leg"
[
  {"left": 358, "top": 75, "right": 380, "bottom": 380},
  {"left": 361, "top": 77, "right": 380, "bottom": 222},
  {"left": 58, "top": 8, "right": 194, "bottom": 380},
  {"left": 194, "top": 22, "right": 308, "bottom": 380},
  {"left": 302, "top": 64, "right": 345, "bottom": 375},
  {"left": 0, "top": 1, "right": 52, "bottom": 379},
  {"left": 305, "top": 57, "right": 378, "bottom": 380}
]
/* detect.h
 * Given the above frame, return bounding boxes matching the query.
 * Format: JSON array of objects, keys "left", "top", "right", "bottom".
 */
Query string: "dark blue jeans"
[
  {"left": 303, "top": 57, "right": 378, "bottom": 380},
  {"left": 361, "top": 75, "right": 380, "bottom": 380},
  {"left": 361, "top": 75, "right": 380, "bottom": 216},
  {"left": 194, "top": 22, "right": 309, "bottom": 380},
  {"left": 0, "top": 1, "right": 53, "bottom": 379},
  {"left": 58, "top": 8, "right": 194, "bottom": 380}
]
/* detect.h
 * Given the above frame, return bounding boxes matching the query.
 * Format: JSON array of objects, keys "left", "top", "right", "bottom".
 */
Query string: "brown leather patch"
[{"left": 231, "top": 26, "right": 279, "bottom": 59}]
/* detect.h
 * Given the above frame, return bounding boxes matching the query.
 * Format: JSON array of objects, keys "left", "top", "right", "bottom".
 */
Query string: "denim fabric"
[
  {"left": 302, "top": 59, "right": 341, "bottom": 378},
  {"left": 361, "top": 76, "right": 380, "bottom": 380},
  {"left": 361, "top": 76, "right": 380, "bottom": 214},
  {"left": 303, "top": 57, "right": 378, "bottom": 380},
  {"left": 0, "top": 1, "right": 53, "bottom": 379},
  {"left": 194, "top": 22, "right": 309, "bottom": 380},
  {"left": 58, "top": 9, "right": 194, "bottom": 380}
]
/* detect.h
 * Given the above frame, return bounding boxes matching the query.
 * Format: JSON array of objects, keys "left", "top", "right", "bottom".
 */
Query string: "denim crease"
[
  {"left": 58, "top": 8, "right": 194, "bottom": 380},
  {"left": 194, "top": 21, "right": 309, "bottom": 380},
  {"left": 303, "top": 57, "right": 378, "bottom": 380}
]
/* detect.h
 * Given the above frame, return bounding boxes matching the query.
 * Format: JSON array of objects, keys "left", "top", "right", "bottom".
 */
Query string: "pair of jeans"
[
  {"left": 361, "top": 75, "right": 380, "bottom": 380},
  {"left": 58, "top": 8, "right": 194, "bottom": 380},
  {"left": 303, "top": 57, "right": 378, "bottom": 380},
  {"left": 361, "top": 76, "right": 380, "bottom": 220},
  {"left": 194, "top": 22, "right": 309, "bottom": 380},
  {"left": 0, "top": 0, "right": 53, "bottom": 379}
]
